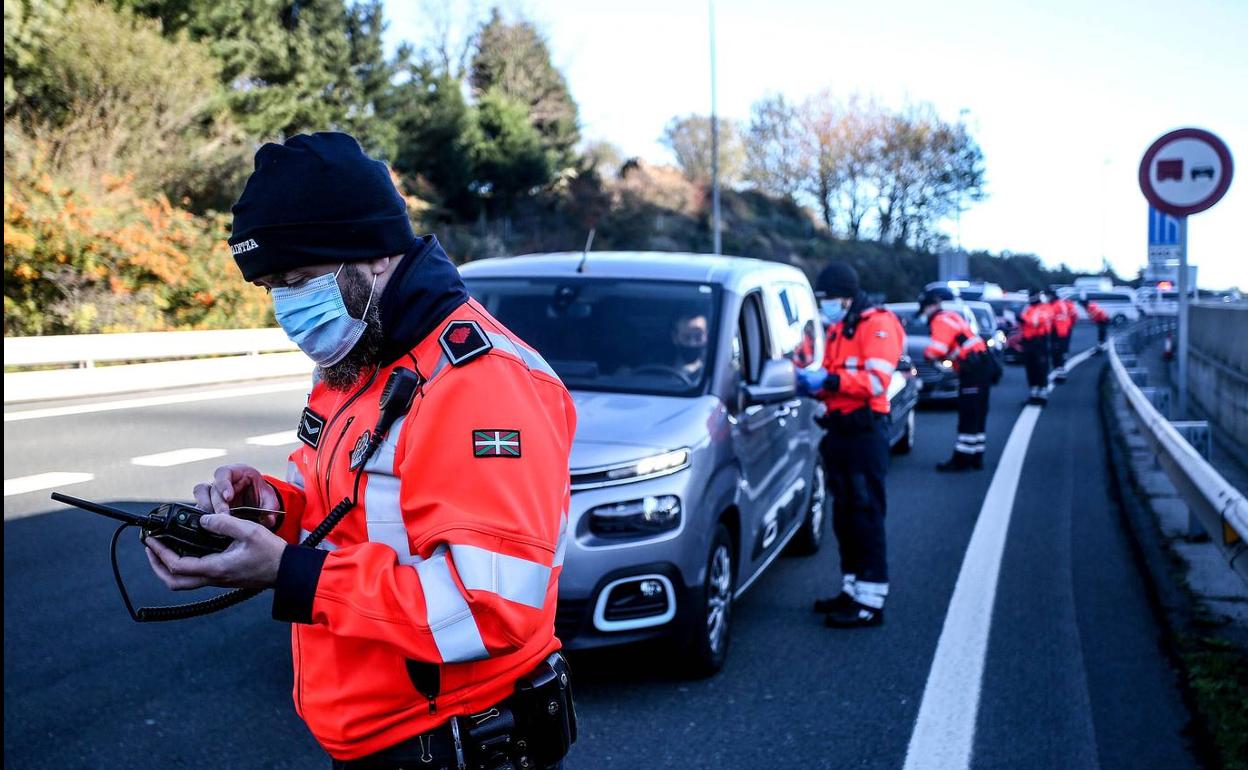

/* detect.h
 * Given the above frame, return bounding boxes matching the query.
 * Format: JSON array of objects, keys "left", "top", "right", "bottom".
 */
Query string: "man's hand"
[
  {"left": 193, "top": 463, "right": 281, "bottom": 528},
  {"left": 145, "top": 514, "right": 286, "bottom": 591},
  {"left": 796, "top": 367, "right": 830, "bottom": 396}
]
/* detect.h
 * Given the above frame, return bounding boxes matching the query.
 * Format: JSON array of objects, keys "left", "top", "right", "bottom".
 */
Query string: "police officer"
[
  {"left": 797, "top": 263, "right": 903, "bottom": 628},
  {"left": 1020, "top": 288, "right": 1053, "bottom": 405},
  {"left": 143, "top": 133, "right": 578, "bottom": 769},
  {"left": 1046, "top": 286, "right": 1077, "bottom": 381},
  {"left": 1081, "top": 297, "right": 1110, "bottom": 350},
  {"left": 916, "top": 290, "right": 995, "bottom": 471}
]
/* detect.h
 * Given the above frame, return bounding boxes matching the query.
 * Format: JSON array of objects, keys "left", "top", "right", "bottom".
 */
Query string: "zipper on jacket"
[
  {"left": 322, "top": 416, "right": 355, "bottom": 504},
  {"left": 313, "top": 367, "right": 379, "bottom": 505},
  {"left": 405, "top": 660, "right": 440, "bottom": 715}
]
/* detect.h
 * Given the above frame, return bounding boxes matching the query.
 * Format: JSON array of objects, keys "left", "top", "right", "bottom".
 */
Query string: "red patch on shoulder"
[{"left": 449, "top": 327, "right": 471, "bottom": 345}]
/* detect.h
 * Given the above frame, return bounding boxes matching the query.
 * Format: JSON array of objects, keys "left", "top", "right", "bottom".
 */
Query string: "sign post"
[{"left": 1138, "top": 128, "right": 1234, "bottom": 417}]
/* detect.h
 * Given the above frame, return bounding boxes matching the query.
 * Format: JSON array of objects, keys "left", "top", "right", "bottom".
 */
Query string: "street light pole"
[{"left": 709, "top": 0, "right": 721, "bottom": 255}]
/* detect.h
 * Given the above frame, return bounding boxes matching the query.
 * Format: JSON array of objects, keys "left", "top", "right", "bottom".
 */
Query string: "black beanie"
[
  {"left": 815, "top": 262, "right": 860, "bottom": 298},
  {"left": 228, "top": 132, "right": 415, "bottom": 282}
]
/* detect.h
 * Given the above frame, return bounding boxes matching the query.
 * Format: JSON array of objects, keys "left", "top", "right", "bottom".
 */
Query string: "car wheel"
[
  {"left": 789, "top": 457, "right": 827, "bottom": 555},
  {"left": 892, "top": 409, "right": 916, "bottom": 455},
  {"left": 679, "top": 523, "right": 734, "bottom": 678},
  {"left": 1112, "top": 314, "right": 1128, "bottom": 326}
]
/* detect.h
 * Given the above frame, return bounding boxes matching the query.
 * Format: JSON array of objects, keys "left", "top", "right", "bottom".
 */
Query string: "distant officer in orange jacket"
[
  {"left": 1020, "top": 289, "right": 1053, "bottom": 405},
  {"left": 1046, "top": 287, "right": 1078, "bottom": 380},
  {"left": 143, "top": 133, "right": 578, "bottom": 769},
  {"left": 1082, "top": 298, "right": 1110, "bottom": 348},
  {"left": 797, "top": 263, "right": 904, "bottom": 629},
  {"left": 917, "top": 291, "right": 996, "bottom": 472}
]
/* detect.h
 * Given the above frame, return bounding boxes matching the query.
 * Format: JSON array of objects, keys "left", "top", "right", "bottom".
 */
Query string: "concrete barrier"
[{"left": 1188, "top": 303, "right": 1248, "bottom": 452}]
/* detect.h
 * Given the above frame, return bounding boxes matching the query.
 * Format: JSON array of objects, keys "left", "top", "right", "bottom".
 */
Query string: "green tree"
[
  {"left": 469, "top": 8, "right": 579, "bottom": 170},
  {"left": 387, "top": 59, "right": 479, "bottom": 214},
  {"left": 470, "top": 88, "right": 552, "bottom": 212},
  {"left": 660, "top": 114, "right": 745, "bottom": 186},
  {"left": 4, "top": 1, "right": 244, "bottom": 207}
]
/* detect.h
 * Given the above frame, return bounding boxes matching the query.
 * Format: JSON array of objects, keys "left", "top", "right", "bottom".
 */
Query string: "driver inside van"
[{"left": 671, "top": 313, "right": 709, "bottom": 380}]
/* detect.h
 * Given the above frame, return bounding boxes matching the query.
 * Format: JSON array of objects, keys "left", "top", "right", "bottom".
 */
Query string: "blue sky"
[{"left": 383, "top": 0, "right": 1247, "bottom": 288}]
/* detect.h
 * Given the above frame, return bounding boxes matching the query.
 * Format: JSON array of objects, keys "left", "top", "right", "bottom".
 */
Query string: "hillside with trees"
[{"left": 4, "top": 1, "right": 1089, "bottom": 336}]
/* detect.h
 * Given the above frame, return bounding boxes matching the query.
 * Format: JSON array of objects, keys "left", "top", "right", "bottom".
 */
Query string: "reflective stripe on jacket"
[
  {"left": 923, "top": 310, "right": 987, "bottom": 370},
  {"left": 265, "top": 299, "right": 576, "bottom": 761},
  {"left": 820, "top": 306, "right": 905, "bottom": 414},
  {"left": 1020, "top": 303, "right": 1053, "bottom": 340}
]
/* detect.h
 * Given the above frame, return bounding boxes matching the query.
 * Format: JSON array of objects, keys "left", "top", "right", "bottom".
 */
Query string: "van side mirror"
[{"left": 742, "top": 359, "right": 797, "bottom": 406}]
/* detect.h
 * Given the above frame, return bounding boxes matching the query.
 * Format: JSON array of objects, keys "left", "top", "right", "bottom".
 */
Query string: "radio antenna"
[
  {"left": 576, "top": 228, "right": 595, "bottom": 274},
  {"left": 51, "top": 492, "right": 147, "bottom": 526}
]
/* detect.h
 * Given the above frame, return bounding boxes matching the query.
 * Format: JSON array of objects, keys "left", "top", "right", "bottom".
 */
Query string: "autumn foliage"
[{"left": 3, "top": 154, "right": 271, "bottom": 335}]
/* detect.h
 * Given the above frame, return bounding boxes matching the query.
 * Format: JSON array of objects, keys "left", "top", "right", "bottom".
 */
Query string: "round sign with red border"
[{"left": 1139, "top": 128, "right": 1233, "bottom": 217}]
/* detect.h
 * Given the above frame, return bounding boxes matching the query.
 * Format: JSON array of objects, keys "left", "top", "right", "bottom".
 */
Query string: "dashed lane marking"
[
  {"left": 4, "top": 472, "right": 94, "bottom": 497},
  {"left": 246, "top": 431, "right": 299, "bottom": 447},
  {"left": 130, "top": 448, "right": 226, "bottom": 468}
]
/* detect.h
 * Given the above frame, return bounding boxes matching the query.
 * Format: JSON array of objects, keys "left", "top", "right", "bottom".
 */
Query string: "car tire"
[
  {"left": 1112, "top": 314, "right": 1128, "bottom": 326},
  {"left": 891, "top": 409, "right": 916, "bottom": 455},
  {"left": 789, "top": 457, "right": 828, "bottom": 555},
  {"left": 678, "top": 523, "right": 734, "bottom": 678}
]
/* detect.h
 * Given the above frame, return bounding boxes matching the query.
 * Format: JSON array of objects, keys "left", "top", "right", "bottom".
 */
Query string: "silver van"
[{"left": 461, "top": 252, "right": 827, "bottom": 676}]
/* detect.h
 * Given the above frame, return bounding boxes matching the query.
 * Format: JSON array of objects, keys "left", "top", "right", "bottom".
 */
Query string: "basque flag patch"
[{"left": 473, "top": 430, "right": 521, "bottom": 458}]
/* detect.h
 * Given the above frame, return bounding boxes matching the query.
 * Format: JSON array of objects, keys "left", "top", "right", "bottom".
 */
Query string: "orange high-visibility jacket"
[
  {"left": 264, "top": 299, "right": 576, "bottom": 761},
  {"left": 1020, "top": 303, "right": 1053, "bottom": 340},
  {"left": 820, "top": 306, "right": 905, "bottom": 415},
  {"left": 1049, "top": 298, "right": 1077, "bottom": 337},
  {"left": 1086, "top": 302, "right": 1110, "bottom": 324},
  {"left": 923, "top": 309, "right": 987, "bottom": 371}
]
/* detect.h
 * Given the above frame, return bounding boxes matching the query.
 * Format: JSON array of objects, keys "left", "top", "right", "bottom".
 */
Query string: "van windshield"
[{"left": 464, "top": 277, "right": 720, "bottom": 396}]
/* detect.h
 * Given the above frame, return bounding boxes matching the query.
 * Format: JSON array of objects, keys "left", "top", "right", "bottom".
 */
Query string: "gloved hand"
[{"left": 796, "top": 367, "right": 829, "bottom": 396}]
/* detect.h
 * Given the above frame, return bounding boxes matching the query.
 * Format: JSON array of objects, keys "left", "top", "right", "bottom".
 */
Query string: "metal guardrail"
[
  {"left": 1109, "top": 320, "right": 1248, "bottom": 583},
  {"left": 3, "top": 329, "right": 307, "bottom": 404},
  {"left": 4, "top": 328, "right": 295, "bottom": 368}
]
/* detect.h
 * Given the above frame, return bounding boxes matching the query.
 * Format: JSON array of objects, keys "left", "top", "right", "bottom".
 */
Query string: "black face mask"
[{"left": 677, "top": 344, "right": 705, "bottom": 364}]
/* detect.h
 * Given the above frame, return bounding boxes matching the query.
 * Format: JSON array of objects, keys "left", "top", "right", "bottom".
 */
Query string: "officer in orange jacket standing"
[
  {"left": 917, "top": 290, "right": 997, "bottom": 471},
  {"left": 1047, "top": 287, "right": 1077, "bottom": 380},
  {"left": 143, "top": 133, "right": 578, "bottom": 770},
  {"left": 797, "top": 263, "right": 904, "bottom": 628},
  {"left": 1082, "top": 297, "right": 1110, "bottom": 349},
  {"left": 1020, "top": 289, "right": 1053, "bottom": 405}
]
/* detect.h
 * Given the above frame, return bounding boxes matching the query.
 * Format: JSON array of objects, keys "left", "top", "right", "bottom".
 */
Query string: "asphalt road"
[{"left": 3, "top": 326, "right": 1201, "bottom": 769}]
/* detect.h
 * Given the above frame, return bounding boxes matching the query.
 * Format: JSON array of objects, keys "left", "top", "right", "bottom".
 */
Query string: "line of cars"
[{"left": 460, "top": 253, "right": 919, "bottom": 676}]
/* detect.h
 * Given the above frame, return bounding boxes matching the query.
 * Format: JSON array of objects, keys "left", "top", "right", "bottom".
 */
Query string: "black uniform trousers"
[
  {"left": 1096, "top": 322, "right": 1108, "bottom": 345},
  {"left": 954, "top": 356, "right": 992, "bottom": 457},
  {"left": 819, "top": 410, "right": 889, "bottom": 584},
  {"left": 1049, "top": 331, "right": 1071, "bottom": 369},
  {"left": 1023, "top": 336, "right": 1050, "bottom": 390}
]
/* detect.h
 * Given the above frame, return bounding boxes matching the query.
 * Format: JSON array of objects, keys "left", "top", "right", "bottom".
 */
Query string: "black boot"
[
  {"left": 936, "top": 452, "right": 974, "bottom": 472},
  {"left": 970, "top": 453, "right": 984, "bottom": 470},
  {"left": 812, "top": 592, "right": 855, "bottom": 614},
  {"left": 825, "top": 599, "right": 885, "bottom": 628}
]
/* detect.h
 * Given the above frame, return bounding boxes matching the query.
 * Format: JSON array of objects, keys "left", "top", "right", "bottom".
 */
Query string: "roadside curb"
[{"left": 1099, "top": 364, "right": 1247, "bottom": 770}]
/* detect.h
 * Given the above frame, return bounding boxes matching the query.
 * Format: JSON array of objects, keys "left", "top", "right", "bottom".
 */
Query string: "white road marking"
[
  {"left": 131, "top": 448, "right": 226, "bottom": 467},
  {"left": 246, "top": 430, "right": 298, "bottom": 447},
  {"left": 3, "top": 381, "right": 307, "bottom": 423},
  {"left": 904, "top": 344, "right": 1096, "bottom": 770},
  {"left": 4, "top": 472, "right": 94, "bottom": 497}
]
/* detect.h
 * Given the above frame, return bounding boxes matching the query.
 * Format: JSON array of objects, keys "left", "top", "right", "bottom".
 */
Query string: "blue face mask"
[
  {"left": 825, "top": 301, "right": 850, "bottom": 325},
  {"left": 272, "top": 265, "right": 376, "bottom": 368}
]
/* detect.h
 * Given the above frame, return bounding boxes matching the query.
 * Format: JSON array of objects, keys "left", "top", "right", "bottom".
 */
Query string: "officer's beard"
[{"left": 319, "top": 267, "right": 384, "bottom": 392}]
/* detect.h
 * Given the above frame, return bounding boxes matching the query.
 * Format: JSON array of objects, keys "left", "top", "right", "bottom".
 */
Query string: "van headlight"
[
  {"left": 588, "top": 495, "right": 682, "bottom": 537},
  {"left": 570, "top": 448, "right": 691, "bottom": 490}
]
